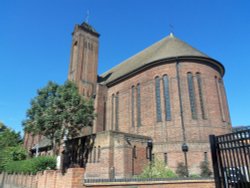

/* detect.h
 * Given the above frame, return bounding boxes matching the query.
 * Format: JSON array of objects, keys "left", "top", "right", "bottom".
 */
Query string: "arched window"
[
  {"left": 163, "top": 75, "right": 171, "bottom": 121},
  {"left": 115, "top": 92, "right": 119, "bottom": 131},
  {"left": 155, "top": 76, "right": 162, "bottom": 122},
  {"left": 93, "top": 146, "right": 96, "bottom": 163},
  {"left": 196, "top": 73, "right": 206, "bottom": 119},
  {"left": 131, "top": 86, "right": 135, "bottom": 127},
  {"left": 111, "top": 94, "right": 115, "bottom": 130},
  {"left": 133, "top": 146, "right": 137, "bottom": 159},
  {"left": 97, "top": 146, "right": 101, "bottom": 162},
  {"left": 215, "top": 77, "right": 226, "bottom": 121},
  {"left": 187, "top": 72, "right": 197, "bottom": 119},
  {"left": 164, "top": 153, "right": 168, "bottom": 165},
  {"left": 136, "top": 84, "right": 141, "bottom": 127}
]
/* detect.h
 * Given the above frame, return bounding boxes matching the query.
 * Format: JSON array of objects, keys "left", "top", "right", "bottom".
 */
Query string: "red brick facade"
[{"left": 24, "top": 22, "right": 232, "bottom": 178}]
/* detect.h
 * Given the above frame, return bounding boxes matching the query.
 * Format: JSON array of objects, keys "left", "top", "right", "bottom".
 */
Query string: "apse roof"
[{"left": 100, "top": 33, "right": 221, "bottom": 85}]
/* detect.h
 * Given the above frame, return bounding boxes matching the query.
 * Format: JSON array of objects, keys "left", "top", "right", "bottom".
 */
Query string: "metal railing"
[
  {"left": 84, "top": 177, "right": 213, "bottom": 183},
  {"left": 210, "top": 129, "right": 250, "bottom": 188}
]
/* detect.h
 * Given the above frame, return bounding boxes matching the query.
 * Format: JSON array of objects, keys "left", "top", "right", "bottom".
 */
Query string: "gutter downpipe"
[{"left": 176, "top": 57, "right": 189, "bottom": 177}]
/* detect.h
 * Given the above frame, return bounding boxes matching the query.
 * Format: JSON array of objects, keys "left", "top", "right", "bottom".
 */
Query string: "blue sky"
[{"left": 0, "top": 0, "right": 250, "bottom": 133}]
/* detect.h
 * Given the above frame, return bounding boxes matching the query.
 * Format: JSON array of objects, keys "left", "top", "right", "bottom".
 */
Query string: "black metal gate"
[
  {"left": 62, "top": 134, "right": 95, "bottom": 172},
  {"left": 210, "top": 129, "right": 250, "bottom": 188}
]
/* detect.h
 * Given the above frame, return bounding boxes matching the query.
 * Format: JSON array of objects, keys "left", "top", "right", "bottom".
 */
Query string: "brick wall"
[
  {"left": 0, "top": 168, "right": 84, "bottom": 188},
  {"left": 0, "top": 171, "right": 215, "bottom": 188},
  {"left": 84, "top": 131, "right": 150, "bottom": 179}
]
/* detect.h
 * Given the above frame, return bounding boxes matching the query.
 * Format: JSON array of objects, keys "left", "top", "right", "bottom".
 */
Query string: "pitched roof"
[{"left": 100, "top": 33, "right": 221, "bottom": 85}]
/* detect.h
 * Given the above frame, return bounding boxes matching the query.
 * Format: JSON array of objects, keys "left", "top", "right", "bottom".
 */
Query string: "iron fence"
[
  {"left": 210, "top": 129, "right": 250, "bottom": 188},
  {"left": 62, "top": 135, "right": 95, "bottom": 172},
  {"left": 84, "top": 177, "right": 213, "bottom": 183}
]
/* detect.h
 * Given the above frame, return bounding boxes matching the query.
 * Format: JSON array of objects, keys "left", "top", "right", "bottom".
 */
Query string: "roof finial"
[
  {"left": 85, "top": 10, "right": 90, "bottom": 23},
  {"left": 169, "top": 24, "right": 174, "bottom": 37}
]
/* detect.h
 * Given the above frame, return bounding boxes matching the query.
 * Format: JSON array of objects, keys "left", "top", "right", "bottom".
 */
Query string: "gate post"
[{"left": 209, "top": 135, "right": 221, "bottom": 188}]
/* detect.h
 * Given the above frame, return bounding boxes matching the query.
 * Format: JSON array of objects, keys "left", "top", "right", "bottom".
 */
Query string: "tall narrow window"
[
  {"left": 136, "top": 84, "right": 141, "bottom": 127},
  {"left": 163, "top": 75, "right": 171, "bottom": 121},
  {"left": 103, "top": 100, "right": 106, "bottom": 131},
  {"left": 187, "top": 72, "right": 197, "bottom": 119},
  {"left": 215, "top": 77, "right": 225, "bottom": 122},
  {"left": 196, "top": 73, "right": 206, "bottom": 119},
  {"left": 204, "top": 152, "right": 208, "bottom": 162},
  {"left": 70, "top": 41, "right": 78, "bottom": 80},
  {"left": 93, "top": 146, "right": 96, "bottom": 163},
  {"left": 131, "top": 86, "right": 135, "bottom": 127},
  {"left": 155, "top": 77, "right": 162, "bottom": 122},
  {"left": 164, "top": 153, "right": 168, "bottom": 165},
  {"left": 97, "top": 146, "right": 101, "bottom": 162},
  {"left": 219, "top": 79, "right": 229, "bottom": 122},
  {"left": 133, "top": 146, "right": 137, "bottom": 159},
  {"left": 111, "top": 94, "right": 115, "bottom": 130},
  {"left": 115, "top": 92, "right": 119, "bottom": 131}
]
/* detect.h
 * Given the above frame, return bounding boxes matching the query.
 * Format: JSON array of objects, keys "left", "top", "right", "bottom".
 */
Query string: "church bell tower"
[{"left": 68, "top": 22, "right": 100, "bottom": 97}]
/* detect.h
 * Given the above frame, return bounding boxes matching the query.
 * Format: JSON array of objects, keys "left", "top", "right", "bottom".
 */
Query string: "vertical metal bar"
[
  {"left": 240, "top": 131, "right": 250, "bottom": 185},
  {"left": 229, "top": 134, "right": 237, "bottom": 187},
  {"left": 218, "top": 136, "right": 227, "bottom": 188},
  {"left": 231, "top": 134, "right": 244, "bottom": 188},
  {"left": 210, "top": 135, "right": 221, "bottom": 188},
  {"left": 225, "top": 135, "right": 234, "bottom": 187},
  {"left": 235, "top": 132, "right": 247, "bottom": 188}
]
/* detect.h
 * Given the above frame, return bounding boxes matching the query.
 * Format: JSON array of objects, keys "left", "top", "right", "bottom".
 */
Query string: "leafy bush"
[
  {"left": 138, "top": 159, "right": 177, "bottom": 178},
  {"left": 4, "top": 156, "right": 56, "bottom": 174},
  {"left": 0, "top": 145, "right": 27, "bottom": 172},
  {"left": 176, "top": 162, "right": 188, "bottom": 177},
  {"left": 200, "top": 161, "right": 212, "bottom": 177}
]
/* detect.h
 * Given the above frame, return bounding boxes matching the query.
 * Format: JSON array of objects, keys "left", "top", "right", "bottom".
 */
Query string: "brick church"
[{"left": 24, "top": 21, "right": 232, "bottom": 178}]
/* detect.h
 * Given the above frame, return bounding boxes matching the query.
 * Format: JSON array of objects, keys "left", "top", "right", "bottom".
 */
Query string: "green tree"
[
  {"left": 0, "top": 124, "right": 26, "bottom": 172},
  {"left": 23, "top": 81, "right": 95, "bottom": 155},
  {"left": 0, "top": 145, "right": 27, "bottom": 171},
  {"left": 0, "top": 121, "right": 7, "bottom": 132},
  {"left": 0, "top": 126, "right": 22, "bottom": 150}
]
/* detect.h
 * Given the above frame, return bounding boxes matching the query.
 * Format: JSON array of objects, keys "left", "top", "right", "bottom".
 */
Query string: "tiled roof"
[{"left": 100, "top": 34, "right": 216, "bottom": 84}]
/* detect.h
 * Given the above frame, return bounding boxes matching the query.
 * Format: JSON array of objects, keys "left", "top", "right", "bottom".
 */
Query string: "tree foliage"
[
  {"left": 0, "top": 126, "right": 22, "bottom": 150},
  {"left": 0, "top": 123, "right": 26, "bottom": 172},
  {"left": 0, "top": 145, "right": 27, "bottom": 172},
  {"left": 23, "top": 81, "right": 95, "bottom": 154}
]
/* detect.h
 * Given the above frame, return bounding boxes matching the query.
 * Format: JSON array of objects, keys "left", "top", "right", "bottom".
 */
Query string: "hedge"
[{"left": 4, "top": 156, "right": 56, "bottom": 174}]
